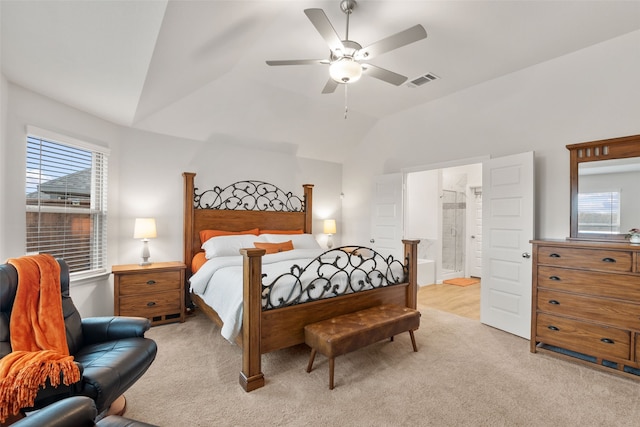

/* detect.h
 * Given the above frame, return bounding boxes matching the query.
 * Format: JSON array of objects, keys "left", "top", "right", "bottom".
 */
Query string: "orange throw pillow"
[
  {"left": 260, "top": 229, "right": 303, "bottom": 235},
  {"left": 200, "top": 228, "right": 259, "bottom": 244},
  {"left": 254, "top": 240, "right": 294, "bottom": 254}
]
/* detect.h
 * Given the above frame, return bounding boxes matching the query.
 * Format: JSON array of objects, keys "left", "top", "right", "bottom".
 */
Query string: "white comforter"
[
  {"left": 189, "top": 248, "right": 405, "bottom": 342},
  {"left": 189, "top": 249, "right": 324, "bottom": 341}
]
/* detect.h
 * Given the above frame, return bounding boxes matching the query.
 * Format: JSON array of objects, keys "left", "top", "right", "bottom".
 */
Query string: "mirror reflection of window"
[
  {"left": 578, "top": 157, "right": 640, "bottom": 236},
  {"left": 577, "top": 191, "right": 621, "bottom": 234}
]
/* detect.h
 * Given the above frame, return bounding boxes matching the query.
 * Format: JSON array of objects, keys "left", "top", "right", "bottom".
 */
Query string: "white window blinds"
[
  {"left": 25, "top": 128, "right": 109, "bottom": 275},
  {"left": 577, "top": 191, "right": 621, "bottom": 234}
]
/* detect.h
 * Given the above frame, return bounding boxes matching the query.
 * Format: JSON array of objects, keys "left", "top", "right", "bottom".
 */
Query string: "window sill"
[{"left": 70, "top": 269, "right": 110, "bottom": 286}]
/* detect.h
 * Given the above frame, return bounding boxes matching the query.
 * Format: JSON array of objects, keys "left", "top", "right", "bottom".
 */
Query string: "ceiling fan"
[{"left": 266, "top": 0, "right": 427, "bottom": 94}]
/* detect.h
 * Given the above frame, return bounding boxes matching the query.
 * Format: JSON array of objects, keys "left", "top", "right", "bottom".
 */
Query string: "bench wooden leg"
[
  {"left": 329, "top": 357, "right": 335, "bottom": 390},
  {"left": 307, "top": 349, "right": 317, "bottom": 373},
  {"left": 409, "top": 330, "right": 418, "bottom": 352}
]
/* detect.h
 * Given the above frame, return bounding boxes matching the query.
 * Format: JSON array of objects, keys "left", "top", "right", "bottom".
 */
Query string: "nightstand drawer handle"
[
  {"left": 549, "top": 253, "right": 561, "bottom": 258},
  {"left": 548, "top": 300, "right": 560, "bottom": 305},
  {"left": 146, "top": 280, "right": 156, "bottom": 285},
  {"left": 549, "top": 276, "right": 561, "bottom": 281},
  {"left": 146, "top": 301, "right": 156, "bottom": 307},
  {"left": 600, "top": 338, "right": 615, "bottom": 344},
  {"left": 601, "top": 257, "right": 616, "bottom": 263},
  {"left": 548, "top": 325, "right": 559, "bottom": 331}
]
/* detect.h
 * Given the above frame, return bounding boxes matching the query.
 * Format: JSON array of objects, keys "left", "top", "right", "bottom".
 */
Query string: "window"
[
  {"left": 577, "top": 191, "right": 621, "bottom": 234},
  {"left": 26, "top": 127, "right": 109, "bottom": 276}
]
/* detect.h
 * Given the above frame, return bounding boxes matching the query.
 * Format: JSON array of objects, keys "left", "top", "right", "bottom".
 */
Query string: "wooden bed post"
[
  {"left": 183, "top": 172, "right": 196, "bottom": 276},
  {"left": 403, "top": 239, "right": 420, "bottom": 310},
  {"left": 239, "top": 247, "right": 266, "bottom": 392},
  {"left": 303, "top": 184, "right": 314, "bottom": 233}
]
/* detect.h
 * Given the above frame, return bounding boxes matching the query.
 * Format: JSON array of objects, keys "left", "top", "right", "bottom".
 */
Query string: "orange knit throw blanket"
[{"left": 0, "top": 254, "right": 81, "bottom": 422}]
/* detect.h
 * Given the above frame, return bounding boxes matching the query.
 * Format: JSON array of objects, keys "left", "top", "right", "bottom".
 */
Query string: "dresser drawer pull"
[
  {"left": 548, "top": 325, "right": 559, "bottom": 331},
  {"left": 549, "top": 253, "right": 561, "bottom": 258},
  {"left": 146, "top": 301, "right": 156, "bottom": 307},
  {"left": 549, "top": 276, "right": 561, "bottom": 281},
  {"left": 548, "top": 300, "right": 560, "bottom": 305},
  {"left": 601, "top": 257, "right": 616, "bottom": 263},
  {"left": 600, "top": 338, "right": 615, "bottom": 344},
  {"left": 146, "top": 280, "right": 156, "bottom": 285}
]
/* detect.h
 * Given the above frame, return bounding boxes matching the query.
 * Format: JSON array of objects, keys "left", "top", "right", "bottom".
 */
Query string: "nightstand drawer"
[
  {"left": 112, "top": 261, "right": 186, "bottom": 326},
  {"left": 118, "top": 270, "right": 181, "bottom": 295},
  {"left": 119, "top": 290, "right": 181, "bottom": 317}
]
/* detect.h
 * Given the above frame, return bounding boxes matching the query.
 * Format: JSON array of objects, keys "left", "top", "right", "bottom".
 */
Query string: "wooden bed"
[{"left": 182, "top": 172, "right": 419, "bottom": 391}]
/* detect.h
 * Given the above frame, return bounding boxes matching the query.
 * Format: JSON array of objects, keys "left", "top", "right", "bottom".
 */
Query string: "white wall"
[
  {"left": 0, "top": 74, "right": 7, "bottom": 258},
  {"left": 405, "top": 169, "right": 439, "bottom": 240},
  {"left": 342, "top": 30, "right": 640, "bottom": 245},
  {"left": 116, "top": 128, "right": 343, "bottom": 264},
  {"left": 1, "top": 84, "right": 342, "bottom": 317}
]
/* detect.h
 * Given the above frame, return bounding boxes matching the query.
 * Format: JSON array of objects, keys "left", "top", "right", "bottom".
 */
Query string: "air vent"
[{"left": 407, "top": 72, "right": 439, "bottom": 88}]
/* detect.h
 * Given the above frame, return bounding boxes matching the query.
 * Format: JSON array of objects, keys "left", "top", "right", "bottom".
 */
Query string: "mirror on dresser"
[{"left": 568, "top": 134, "right": 640, "bottom": 240}]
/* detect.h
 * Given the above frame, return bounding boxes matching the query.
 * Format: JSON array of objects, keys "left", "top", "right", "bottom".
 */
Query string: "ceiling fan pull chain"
[{"left": 344, "top": 84, "right": 349, "bottom": 119}]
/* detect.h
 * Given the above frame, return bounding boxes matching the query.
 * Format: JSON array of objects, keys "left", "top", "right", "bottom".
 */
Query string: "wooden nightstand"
[{"left": 112, "top": 261, "right": 186, "bottom": 326}]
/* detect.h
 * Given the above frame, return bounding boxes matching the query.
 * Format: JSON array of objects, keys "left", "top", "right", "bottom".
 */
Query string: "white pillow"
[
  {"left": 202, "top": 234, "right": 267, "bottom": 259},
  {"left": 260, "top": 233, "right": 321, "bottom": 249}
]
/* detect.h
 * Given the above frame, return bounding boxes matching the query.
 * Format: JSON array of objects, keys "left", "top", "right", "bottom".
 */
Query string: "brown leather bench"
[{"left": 304, "top": 304, "right": 420, "bottom": 389}]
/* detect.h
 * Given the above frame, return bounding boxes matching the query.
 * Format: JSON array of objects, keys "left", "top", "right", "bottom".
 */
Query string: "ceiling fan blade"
[
  {"left": 321, "top": 78, "right": 339, "bottom": 94},
  {"left": 357, "top": 25, "right": 427, "bottom": 60},
  {"left": 304, "top": 8, "right": 345, "bottom": 53},
  {"left": 362, "top": 64, "right": 408, "bottom": 86},
  {"left": 266, "top": 59, "right": 328, "bottom": 66}
]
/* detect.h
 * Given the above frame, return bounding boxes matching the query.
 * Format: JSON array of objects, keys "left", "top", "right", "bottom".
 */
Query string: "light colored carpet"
[{"left": 124, "top": 309, "right": 640, "bottom": 426}]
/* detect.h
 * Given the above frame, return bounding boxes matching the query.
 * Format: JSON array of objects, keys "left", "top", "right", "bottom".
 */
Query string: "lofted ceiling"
[{"left": 2, "top": 0, "right": 639, "bottom": 163}]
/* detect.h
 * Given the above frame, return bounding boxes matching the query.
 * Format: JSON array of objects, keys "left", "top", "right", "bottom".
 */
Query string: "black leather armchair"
[
  {"left": 0, "top": 259, "right": 158, "bottom": 417},
  {"left": 12, "top": 396, "right": 158, "bottom": 427}
]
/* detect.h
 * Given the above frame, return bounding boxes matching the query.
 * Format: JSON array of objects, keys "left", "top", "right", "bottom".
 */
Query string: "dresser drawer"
[
  {"left": 537, "top": 312, "right": 630, "bottom": 360},
  {"left": 537, "top": 246, "right": 632, "bottom": 272},
  {"left": 118, "top": 270, "right": 181, "bottom": 295},
  {"left": 537, "top": 289, "right": 640, "bottom": 330},
  {"left": 537, "top": 266, "right": 640, "bottom": 302},
  {"left": 119, "top": 290, "right": 181, "bottom": 317}
]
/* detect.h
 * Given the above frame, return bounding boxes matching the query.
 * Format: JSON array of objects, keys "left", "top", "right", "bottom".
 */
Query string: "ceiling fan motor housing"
[{"left": 340, "top": 0, "right": 357, "bottom": 14}]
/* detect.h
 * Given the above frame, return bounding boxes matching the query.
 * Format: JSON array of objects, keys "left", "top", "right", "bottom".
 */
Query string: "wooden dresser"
[
  {"left": 531, "top": 239, "right": 640, "bottom": 377},
  {"left": 112, "top": 261, "right": 186, "bottom": 326}
]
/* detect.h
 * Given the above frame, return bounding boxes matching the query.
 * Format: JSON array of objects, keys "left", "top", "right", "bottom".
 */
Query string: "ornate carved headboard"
[{"left": 182, "top": 172, "right": 313, "bottom": 275}]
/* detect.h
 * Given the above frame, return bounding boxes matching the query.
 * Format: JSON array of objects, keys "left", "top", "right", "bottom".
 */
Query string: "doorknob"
[
  {"left": 370, "top": 239, "right": 375, "bottom": 243},
  {"left": 522, "top": 252, "right": 531, "bottom": 259}
]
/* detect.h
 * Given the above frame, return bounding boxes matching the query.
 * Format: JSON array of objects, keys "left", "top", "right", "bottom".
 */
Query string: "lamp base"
[
  {"left": 327, "top": 234, "right": 334, "bottom": 249},
  {"left": 140, "top": 239, "right": 152, "bottom": 266}
]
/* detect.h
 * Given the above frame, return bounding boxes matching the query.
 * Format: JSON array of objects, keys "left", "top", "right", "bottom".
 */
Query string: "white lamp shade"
[
  {"left": 133, "top": 218, "right": 157, "bottom": 239},
  {"left": 323, "top": 219, "right": 337, "bottom": 235},
  {"left": 329, "top": 58, "right": 362, "bottom": 84}
]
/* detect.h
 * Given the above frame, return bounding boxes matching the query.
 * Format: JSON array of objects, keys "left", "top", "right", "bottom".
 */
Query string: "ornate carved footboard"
[
  {"left": 182, "top": 172, "right": 418, "bottom": 391},
  {"left": 239, "top": 241, "right": 418, "bottom": 391}
]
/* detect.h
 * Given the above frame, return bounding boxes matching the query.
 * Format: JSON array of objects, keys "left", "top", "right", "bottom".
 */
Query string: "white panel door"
[
  {"left": 480, "top": 152, "right": 534, "bottom": 339},
  {"left": 468, "top": 189, "right": 483, "bottom": 278},
  {"left": 371, "top": 173, "right": 403, "bottom": 259}
]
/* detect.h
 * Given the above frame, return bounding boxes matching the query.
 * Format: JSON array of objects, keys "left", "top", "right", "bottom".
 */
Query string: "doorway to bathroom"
[{"left": 405, "top": 161, "right": 483, "bottom": 285}]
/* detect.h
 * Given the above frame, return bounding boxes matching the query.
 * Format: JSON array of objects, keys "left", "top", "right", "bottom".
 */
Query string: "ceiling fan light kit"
[
  {"left": 266, "top": 0, "right": 427, "bottom": 94},
  {"left": 329, "top": 57, "right": 362, "bottom": 83}
]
